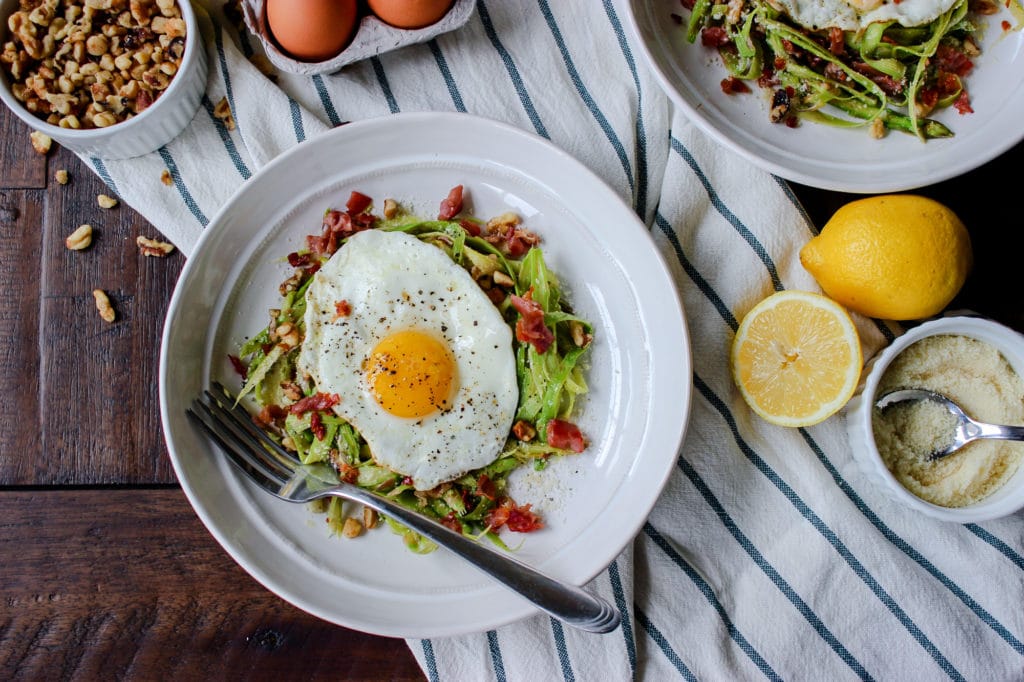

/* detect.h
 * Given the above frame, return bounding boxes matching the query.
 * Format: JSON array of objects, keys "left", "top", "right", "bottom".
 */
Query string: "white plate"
[
  {"left": 623, "top": 0, "right": 1024, "bottom": 192},
  {"left": 159, "top": 112, "right": 692, "bottom": 638}
]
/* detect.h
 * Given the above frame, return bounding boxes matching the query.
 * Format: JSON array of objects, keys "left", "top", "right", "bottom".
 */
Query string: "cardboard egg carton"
[{"left": 242, "top": 0, "right": 476, "bottom": 76}]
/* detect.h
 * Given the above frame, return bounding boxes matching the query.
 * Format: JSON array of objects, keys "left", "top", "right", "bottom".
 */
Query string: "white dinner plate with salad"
[
  {"left": 159, "top": 112, "right": 692, "bottom": 638},
  {"left": 623, "top": 0, "right": 1024, "bottom": 192}
]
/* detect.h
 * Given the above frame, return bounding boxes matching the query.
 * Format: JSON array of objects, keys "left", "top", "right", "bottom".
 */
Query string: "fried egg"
[
  {"left": 297, "top": 229, "right": 518, "bottom": 491},
  {"left": 774, "top": 0, "right": 959, "bottom": 31}
]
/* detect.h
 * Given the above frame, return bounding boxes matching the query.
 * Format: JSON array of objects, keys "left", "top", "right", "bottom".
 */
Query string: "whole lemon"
[{"left": 799, "top": 195, "right": 972, "bottom": 321}]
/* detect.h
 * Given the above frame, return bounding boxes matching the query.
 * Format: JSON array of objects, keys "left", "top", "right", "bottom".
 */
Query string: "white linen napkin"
[{"left": 85, "top": 1, "right": 1024, "bottom": 679}]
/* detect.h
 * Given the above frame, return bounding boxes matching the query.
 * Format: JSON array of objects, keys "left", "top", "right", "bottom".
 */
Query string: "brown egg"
[
  {"left": 266, "top": 0, "right": 359, "bottom": 62},
  {"left": 367, "top": 0, "right": 454, "bottom": 29}
]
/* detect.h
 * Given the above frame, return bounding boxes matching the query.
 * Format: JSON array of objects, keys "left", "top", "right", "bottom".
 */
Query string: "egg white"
[
  {"left": 774, "top": 0, "right": 960, "bottom": 31},
  {"left": 297, "top": 229, "right": 518, "bottom": 491}
]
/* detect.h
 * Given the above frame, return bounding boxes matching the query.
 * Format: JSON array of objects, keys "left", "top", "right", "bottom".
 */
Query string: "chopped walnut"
[
  {"left": 492, "top": 270, "right": 515, "bottom": 289},
  {"left": 93, "top": 288, "right": 115, "bottom": 322},
  {"left": 66, "top": 224, "right": 93, "bottom": 250},
  {"left": 97, "top": 193, "right": 118, "bottom": 209},
  {"left": 342, "top": 517, "right": 363, "bottom": 539},
  {"left": 30, "top": 131, "right": 52, "bottom": 154},
  {"left": 512, "top": 420, "right": 536, "bottom": 442},
  {"left": 275, "top": 322, "right": 300, "bottom": 349},
  {"left": 55, "top": 169, "right": 69, "bottom": 184},
  {"left": 212, "top": 95, "right": 235, "bottom": 131},
  {"left": 869, "top": 118, "right": 886, "bottom": 140},
  {"left": 136, "top": 235, "right": 174, "bottom": 256},
  {"left": 160, "top": 168, "right": 172, "bottom": 185},
  {"left": 382, "top": 198, "right": 399, "bottom": 219},
  {"left": 363, "top": 507, "right": 378, "bottom": 530},
  {"left": 569, "top": 320, "right": 593, "bottom": 347}
]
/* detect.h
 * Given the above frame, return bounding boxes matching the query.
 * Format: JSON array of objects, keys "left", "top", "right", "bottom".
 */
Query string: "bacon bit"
[
  {"left": 288, "top": 251, "right": 314, "bottom": 268},
  {"left": 917, "top": 87, "right": 939, "bottom": 111},
  {"left": 253, "top": 404, "right": 287, "bottom": 428},
  {"left": 459, "top": 219, "right": 481, "bottom": 237},
  {"left": 828, "top": 27, "right": 845, "bottom": 55},
  {"left": 476, "top": 474, "right": 497, "bottom": 501},
  {"left": 506, "top": 503, "right": 544, "bottom": 532},
  {"left": 440, "top": 512, "right": 463, "bottom": 534},
  {"left": 402, "top": 476, "right": 415, "bottom": 487},
  {"left": 338, "top": 461, "right": 360, "bottom": 484},
  {"left": 485, "top": 497, "right": 543, "bottom": 532},
  {"left": 1003, "top": 19, "right": 1012, "bottom": 30},
  {"left": 438, "top": 185, "right": 464, "bottom": 220},
  {"left": 954, "top": 90, "right": 973, "bottom": 115},
  {"left": 310, "top": 411, "right": 326, "bottom": 440},
  {"left": 785, "top": 116, "right": 799, "bottom": 128},
  {"left": 506, "top": 228, "right": 540, "bottom": 258},
  {"left": 510, "top": 289, "right": 554, "bottom": 354},
  {"left": 289, "top": 392, "right": 341, "bottom": 414},
  {"left": 346, "top": 191, "right": 373, "bottom": 214},
  {"left": 935, "top": 45, "right": 973, "bottom": 77},
  {"left": 228, "top": 354, "right": 247, "bottom": 379},
  {"left": 307, "top": 206, "right": 376, "bottom": 257},
  {"left": 700, "top": 26, "right": 730, "bottom": 47},
  {"left": 546, "top": 419, "right": 586, "bottom": 453},
  {"left": 681, "top": 0, "right": 696, "bottom": 9},
  {"left": 333, "top": 300, "right": 352, "bottom": 320},
  {"left": 720, "top": 76, "right": 751, "bottom": 95}
]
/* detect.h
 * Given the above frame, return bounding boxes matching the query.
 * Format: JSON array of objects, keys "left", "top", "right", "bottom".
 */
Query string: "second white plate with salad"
[
  {"left": 159, "top": 112, "right": 692, "bottom": 638},
  {"left": 624, "top": 0, "right": 1024, "bottom": 193}
]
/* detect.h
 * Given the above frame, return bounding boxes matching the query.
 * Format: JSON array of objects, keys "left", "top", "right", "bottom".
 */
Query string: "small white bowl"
[
  {"left": 847, "top": 315, "right": 1024, "bottom": 523},
  {"left": 0, "top": 0, "right": 207, "bottom": 159}
]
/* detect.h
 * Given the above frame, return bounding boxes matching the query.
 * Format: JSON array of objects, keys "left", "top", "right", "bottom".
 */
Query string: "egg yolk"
[{"left": 365, "top": 330, "right": 456, "bottom": 419}]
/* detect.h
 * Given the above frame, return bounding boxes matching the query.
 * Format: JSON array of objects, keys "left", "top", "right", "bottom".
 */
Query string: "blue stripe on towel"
[
  {"left": 312, "top": 75, "right": 342, "bottom": 127},
  {"left": 201, "top": 95, "right": 251, "bottom": 180},
  {"left": 654, "top": 212, "right": 738, "bottom": 329},
  {"left": 420, "top": 639, "right": 440, "bottom": 682},
  {"left": 677, "top": 455, "right": 873, "bottom": 680},
  {"left": 643, "top": 522, "right": 782, "bottom": 681},
  {"left": 966, "top": 525, "right": 1024, "bottom": 571},
  {"left": 88, "top": 157, "right": 119, "bottom": 195},
  {"left": 693, "top": 373, "right": 964, "bottom": 681},
  {"left": 288, "top": 97, "right": 305, "bottom": 143},
  {"left": 370, "top": 56, "right": 400, "bottom": 114},
  {"left": 213, "top": 26, "right": 239, "bottom": 133},
  {"left": 487, "top": 630, "right": 508, "bottom": 682},
  {"left": 669, "top": 135, "right": 783, "bottom": 291},
  {"left": 477, "top": 0, "right": 549, "bottom": 139},
  {"left": 429, "top": 40, "right": 466, "bottom": 112},
  {"left": 549, "top": 619, "right": 575, "bottom": 682},
  {"left": 608, "top": 560, "right": 637, "bottom": 677},
  {"left": 156, "top": 147, "right": 208, "bottom": 227},
  {"left": 602, "top": 0, "right": 648, "bottom": 217},
  {"left": 538, "top": 0, "right": 635, "bottom": 195},
  {"left": 635, "top": 607, "right": 699, "bottom": 681}
]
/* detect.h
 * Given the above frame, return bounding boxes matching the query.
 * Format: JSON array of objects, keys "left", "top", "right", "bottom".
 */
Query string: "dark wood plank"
[
  {"left": 0, "top": 488, "right": 425, "bottom": 681},
  {"left": 1, "top": 145, "right": 183, "bottom": 485},
  {"left": 0, "top": 189, "right": 43, "bottom": 481},
  {"left": 0, "top": 101, "right": 47, "bottom": 189}
]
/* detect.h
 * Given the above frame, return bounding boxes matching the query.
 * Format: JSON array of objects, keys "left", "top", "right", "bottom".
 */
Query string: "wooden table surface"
[{"left": 1, "top": 94, "right": 1021, "bottom": 679}]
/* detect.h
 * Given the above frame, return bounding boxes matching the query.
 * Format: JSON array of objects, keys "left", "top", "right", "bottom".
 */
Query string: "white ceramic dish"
[
  {"left": 623, "top": 0, "right": 1024, "bottom": 193},
  {"left": 0, "top": 0, "right": 207, "bottom": 159},
  {"left": 847, "top": 315, "right": 1024, "bottom": 523},
  {"left": 159, "top": 112, "right": 692, "bottom": 637}
]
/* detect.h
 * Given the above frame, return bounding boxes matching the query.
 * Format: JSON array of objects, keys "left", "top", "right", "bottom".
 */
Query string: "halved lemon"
[{"left": 731, "top": 290, "right": 862, "bottom": 427}]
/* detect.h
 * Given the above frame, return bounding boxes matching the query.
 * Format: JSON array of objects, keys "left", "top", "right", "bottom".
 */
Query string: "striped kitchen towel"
[{"left": 86, "top": 0, "right": 1024, "bottom": 679}]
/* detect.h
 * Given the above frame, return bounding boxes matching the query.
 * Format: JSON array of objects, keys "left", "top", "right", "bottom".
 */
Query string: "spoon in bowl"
[{"left": 875, "top": 389, "right": 1024, "bottom": 461}]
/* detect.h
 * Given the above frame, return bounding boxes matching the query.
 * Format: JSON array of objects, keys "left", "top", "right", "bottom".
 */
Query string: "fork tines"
[{"left": 186, "top": 383, "right": 301, "bottom": 495}]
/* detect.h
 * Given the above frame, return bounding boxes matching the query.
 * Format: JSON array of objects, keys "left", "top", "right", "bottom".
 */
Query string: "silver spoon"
[{"left": 875, "top": 389, "right": 1024, "bottom": 461}]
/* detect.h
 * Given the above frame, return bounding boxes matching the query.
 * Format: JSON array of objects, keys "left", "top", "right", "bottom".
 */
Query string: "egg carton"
[{"left": 241, "top": 0, "right": 476, "bottom": 76}]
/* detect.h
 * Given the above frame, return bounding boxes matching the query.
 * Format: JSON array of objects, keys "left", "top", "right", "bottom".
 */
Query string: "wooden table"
[{"left": 2, "top": 97, "right": 1020, "bottom": 679}]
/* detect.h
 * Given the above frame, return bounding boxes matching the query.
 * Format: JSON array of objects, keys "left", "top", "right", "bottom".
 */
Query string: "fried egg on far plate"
[
  {"left": 774, "top": 0, "right": 960, "bottom": 31},
  {"left": 297, "top": 229, "right": 518, "bottom": 491}
]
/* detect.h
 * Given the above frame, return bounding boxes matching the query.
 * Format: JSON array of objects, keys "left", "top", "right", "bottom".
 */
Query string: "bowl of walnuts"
[{"left": 0, "top": 0, "right": 207, "bottom": 159}]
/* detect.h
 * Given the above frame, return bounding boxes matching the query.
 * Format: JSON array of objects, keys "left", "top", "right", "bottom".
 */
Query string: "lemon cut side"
[{"left": 731, "top": 291, "right": 863, "bottom": 427}]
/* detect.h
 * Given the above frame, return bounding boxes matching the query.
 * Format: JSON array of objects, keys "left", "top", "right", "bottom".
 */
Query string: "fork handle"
[{"left": 329, "top": 486, "right": 621, "bottom": 634}]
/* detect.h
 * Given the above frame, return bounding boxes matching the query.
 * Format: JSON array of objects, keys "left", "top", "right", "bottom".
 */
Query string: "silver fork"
[{"left": 186, "top": 383, "right": 621, "bottom": 634}]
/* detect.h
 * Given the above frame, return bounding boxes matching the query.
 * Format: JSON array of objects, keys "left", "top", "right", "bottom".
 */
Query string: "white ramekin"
[
  {"left": 0, "top": 0, "right": 207, "bottom": 159},
  {"left": 847, "top": 315, "right": 1024, "bottom": 523}
]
